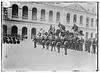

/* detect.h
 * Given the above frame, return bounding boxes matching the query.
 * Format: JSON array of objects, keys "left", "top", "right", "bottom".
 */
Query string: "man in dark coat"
[
  {"left": 41, "top": 36, "right": 45, "bottom": 49},
  {"left": 64, "top": 41, "right": 68, "bottom": 55},
  {"left": 88, "top": 39, "right": 92, "bottom": 53},
  {"left": 85, "top": 39, "right": 88, "bottom": 51},
  {"left": 80, "top": 37, "right": 84, "bottom": 51},
  {"left": 33, "top": 35, "right": 37, "bottom": 48},
  {"left": 92, "top": 38, "right": 97, "bottom": 54},
  {"left": 51, "top": 36, "right": 56, "bottom": 51},
  {"left": 45, "top": 36, "right": 50, "bottom": 50}
]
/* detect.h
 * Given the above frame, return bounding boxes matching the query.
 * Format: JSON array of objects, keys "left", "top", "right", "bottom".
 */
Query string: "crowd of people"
[
  {"left": 2, "top": 23, "right": 97, "bottom": 55},
  {"left": 3, "top": 35, "right": 20, "bottom": 44},
  {"left": 33, "top": 23, "right": 97, "bottom": 55}
]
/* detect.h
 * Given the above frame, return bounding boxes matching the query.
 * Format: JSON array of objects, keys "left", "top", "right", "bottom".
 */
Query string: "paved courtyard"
[{"left": 2, "top": 39, "right": 97, "bottom": 71}]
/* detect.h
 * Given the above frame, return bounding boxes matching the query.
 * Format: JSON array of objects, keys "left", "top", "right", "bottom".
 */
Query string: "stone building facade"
[{"left": 2, "top": 2, "right": 97, "bottom": 39}]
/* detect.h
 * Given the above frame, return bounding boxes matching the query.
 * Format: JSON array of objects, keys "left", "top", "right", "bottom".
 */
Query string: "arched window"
[
  {"left": 3, "top": 25, "right": 7, "bottom": 36},
  {"left": 49, "top": 10, "right": 53, "bottom": 22},
  {"left": 67, "top": 13, "right": 70, "bottom": 22},
  {"left": 12, "top": 4, "right": 18, "bottom": 18},
  {"left": 11, "top": 26, "right": 18, "bottom": 35},
  {"left": 73, "top": 14, "right": 77, "bottom": 23},
  {"left": 31, "top": 28, "right": 36, "bottom": 39},
  {"left": 22, "top": 27, "right": 27, "bottom": 38},
  {"left": 3, "top": 7, "right": 8, "bottom": 18},
  {"left": 91, "top": 33, "right": 93, "bottom": 39},
  {"left": 86, "top": 32, "right": 88, "bottom": 39},
  {"left": 41, "top": 9, "right": 45, "bottom": 21},
  {"left": 80, "top": 15, "right": 83, "bottom": 24},
  {"left": 22, "top": 6, "right": 28, "bottom": 19},
  {"left": 32, "top": 8, "right": 37, "bottom": 20},
  {"left": 56, "top": 12, "right": 60, "bottom": 22},
  {"left": 91, "top": 18, "right": 94, "bottom": 27},
  {"left": 86, "top": 17, "right": 89, "bottom": 27}
]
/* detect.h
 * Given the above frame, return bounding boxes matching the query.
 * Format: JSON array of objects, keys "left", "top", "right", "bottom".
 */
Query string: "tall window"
[
  {"left": 12, "top": 4, "right": 18, "bottom": 18},
  {"left": 86, "top": 17, "right": 89, "bottom": 27},
  {"left": 67, "top": 13, "right": 70, "bottom": 22},
  {"left": 32, "top": 8, "right": 37, "bottom": 20},
  {"left": 91, "top": 18, "right": 94, "bottom": 27},
  {"left": 56, "top": 12, "right": 60, "bottom": 22},
  {"left": 80, "top": 15, "right": 83, "bottom": 24},
  {"left": 49, "top": 10, "right": 53, "bottom": 22},
  {"left": 41, "top": 9, "right": 45, "bottom": 21},
  {"left": 22, "top": 6, "right": 28, "bottom": 19},
  {"left": 91, "top": 33, "right": 93, "bottom": 39},
  {"left": 73, "top": 14, "right": 77, "bottom": 23},
  {"left": 3, "top": 7, "right": 8, "bottom": 18}
]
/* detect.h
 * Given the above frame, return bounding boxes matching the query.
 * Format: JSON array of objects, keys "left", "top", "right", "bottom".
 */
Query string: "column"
[
  {"left": 28, "top": 9, "right": 32, "bottom": 21},
  {"left": 53, "top": 12, "right": 56, "bottom": 24},
  {"left": 18, "top": 28, "right": 22, "bottom": 36},
  {"left": 7, "top": 27, "right": 11, "bottom": 35},
  {"left": 8, "top": 7, "right": 12, "bottom": 19},
  {"left": 28, "top": 28, "right": 31, "bottom": 39},
  {"left": 18, "top": 8, "right": 22, "bottom": 20},
  {"left": 45, "top": 10, "right": 49, "bottom": 23},
  {"left": 37, "top": 10, "right": 41, "bottom": 21}
]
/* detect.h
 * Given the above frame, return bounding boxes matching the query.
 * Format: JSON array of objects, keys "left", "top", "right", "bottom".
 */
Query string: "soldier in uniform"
[
  {"left": 88, "top": 38, "right": 92, "bottom": 53},
  {"left": 73, "top": 38, "right": 76, "bottom": 50},
  {"left": 92, "top": 38, "right": 96, "bottom": 54},
  {"left": 64, "top": 40, "right": 68, "bottom": 55},
  {"left": 85, "top": 39, "right": 88, "bottom": 51},
  {"left": 80, "top": 37, "right": 84, "bottom": 51},
  {"left": 41, "top": 36, "right": 45, "bottom": 49},
  {"left": 51, "top": 36, "right": 56, "bottom": 51},
  {"left": 76, "top": 38, "right": 79, "bottom": 51},
  {"left": 45, "top": 36, "right": 50, "bottom": 50},
  {"left": 56, "top": 36, "right": 61, "bottom": 53},
  {"left": 33, "top": 35, "right": 37, "bottom": 48}
]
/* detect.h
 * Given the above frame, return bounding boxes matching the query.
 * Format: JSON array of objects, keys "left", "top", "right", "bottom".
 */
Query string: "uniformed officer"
[
  {"left": 64, "top": 41, "right": 68, "bottom": 55},
  {"left": 41, "top": 36, "right": 45, "bottom": 49},
  {"left": 80, "top": 37, "right": 84, "bottom": 51},
  {"left": 92, "top": 38, "right": 96, "bottom": 54},
  {"left": 76, "top": 38, "right": 80, "bottom": 51},
  {"left": 45, "top": 36, "right": 50, "bottom": 50},
  {"left": 51, "top": 36, "right": 56, "bottom": 51},
  {"left": 88, "top": 38, "right": 92, "bottom": 53},
  {"left": 73, "top": 39, "right": 76, "bottom": 50},
  {"left": 56, "top": 36, "right": 61, "bottom": 53},
  {"left": 33, "top": 35, "right": 37, "bottom": 48},
  {"left": 85, "top": 39, "right": 88, "bottom": 51}
]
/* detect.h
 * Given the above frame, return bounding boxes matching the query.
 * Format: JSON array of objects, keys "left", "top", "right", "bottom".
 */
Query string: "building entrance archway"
[
  {"left": 31, "top": 28, "right": 36, "bottom": 39},
  {"left": 3, "top": 25, "right": 7, "bottom": 36},
  {"left": 11, "top": 26, "right": 18, "bottom": 35},
  {"left": 22, "top": 27, "right": 27, "bottom": 38}
]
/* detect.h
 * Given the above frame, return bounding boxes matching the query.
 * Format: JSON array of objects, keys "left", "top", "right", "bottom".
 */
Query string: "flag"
[{"left": 72, "top": 24, "right": 78, "bottom": 32}]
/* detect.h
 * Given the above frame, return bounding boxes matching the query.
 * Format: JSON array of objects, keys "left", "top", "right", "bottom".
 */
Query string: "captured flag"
[{"left": 72, "top": 24, "right": 78, "bottom": 32}]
